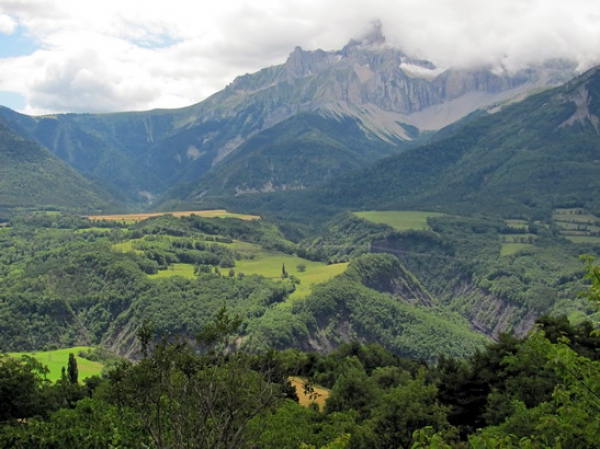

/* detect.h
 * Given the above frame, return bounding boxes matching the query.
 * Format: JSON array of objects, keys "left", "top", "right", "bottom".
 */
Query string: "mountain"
[
  {"left": 0, "top": 119, "right": 117, "bottom": 216},
  {"left": 313, "top": 65, "right": 600, "bottom": 218},
  {"left": 0, "top": 23, "right": 575, "bottom": 207}
]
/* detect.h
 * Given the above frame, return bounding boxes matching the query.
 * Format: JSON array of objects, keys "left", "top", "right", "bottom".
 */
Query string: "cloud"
[
  {"left": 0, "top": 0, "right": 599, "bottom": 114},
  {"left": 0, "top": 13, "right": 16, "bottom": 34}
]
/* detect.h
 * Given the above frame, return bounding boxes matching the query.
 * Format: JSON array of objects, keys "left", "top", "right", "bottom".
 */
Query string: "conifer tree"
[{"left": 67, "top": 353, "right": 78, "bottom": 385}]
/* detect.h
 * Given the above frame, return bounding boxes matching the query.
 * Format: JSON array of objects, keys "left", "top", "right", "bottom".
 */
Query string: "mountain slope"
[
  {"left": 178, "top": 112, "right": 401, "bottom": 200},
  {"left": 0, "top": 25, "right": 574, "bottom": 205},
  {"left": 0, "top": 119, "right": 116, "bottom": 215},
  {"left": 316, "top": 66, "right": 600, "bottom": 218}
]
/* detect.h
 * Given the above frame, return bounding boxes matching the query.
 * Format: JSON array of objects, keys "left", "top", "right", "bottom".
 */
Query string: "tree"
[
  {"left": 282, "top": 263, "right": 288, "bottom": 278},
  {"left": 109, "top": 307, "right": 285, "bottom": 449},
  {"left": 366, "top": 375, "right": 449, "bottom": 449},
  {"left": 466, "top": 257, "right": 600, "bottom": 448},
  {"left": 67, "top": 353, "right": 78, "bottom": 385},
  {"left": 0, "top": 355, "right": 51, "bottom": 422}
]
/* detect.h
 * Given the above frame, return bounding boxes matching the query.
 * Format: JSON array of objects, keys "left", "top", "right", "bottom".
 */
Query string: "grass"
[
  {"left": 6, "top": 346, "right": 104, "bottom": 382},
  {"left": 149, "top": 263, "right": 196, "bottom": 279},
  {"left": 76, "top": 227, "right": 130, "bottom": 233},
  {"left": 501, "top": 243, "right": 533, "bottom": 256},
  {"left": 87, "top": 209, "right": 260, "bottom": 223},
  {"left": 553, "top": 208, "right": 599, "bottom": 223},
  {"left": 565, "top": 235, "right": 600, "bottom": 244},
  {"left": 112, "top": 240, "right": 142, "bottom": 253},
  {"left": 233, "top": 247, "right": 347, "bottom": 300},
  {"left": 288, "top": 376, "right": 330, "bottom": 410},
  {"left": 140, "top": 239, "right": 348, "bottom": 299},
  {"left": 504, "top": 219, "right": 529, "bottom": 230},
  {"left": 354, "top": 210, "right": 445, "bottom": 231}
]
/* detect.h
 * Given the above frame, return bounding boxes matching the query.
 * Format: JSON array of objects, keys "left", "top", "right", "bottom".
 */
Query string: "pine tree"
[{"left": 67, "top": 353, "right": 79, "bottom": 384}]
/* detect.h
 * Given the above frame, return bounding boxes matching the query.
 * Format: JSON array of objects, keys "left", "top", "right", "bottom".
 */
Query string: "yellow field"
[
  {"left": 87, "top": 209, "right": 260, "bottom": 223},
  {"left": 289, "top": 376, "right": 330, "bottom": 410}
]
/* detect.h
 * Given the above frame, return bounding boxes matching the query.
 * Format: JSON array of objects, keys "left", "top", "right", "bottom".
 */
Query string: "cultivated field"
[
  {"left": 88, "top": 209, "right": 260, "bottom": 223},
  {"left": 500, "top": 243, "right": 532, "bottom": 256},
  {"left": 7, "top": 346, "right": 104, "bottom": 382},
  {"left": 553, "top": 208, "right": 600, "bottom": 244},
  {"left": 140, "top": 238, "right": 348, "bottom": 300},
  {"left": 354, "top": 210, "right": 445, "bottom": 231}
]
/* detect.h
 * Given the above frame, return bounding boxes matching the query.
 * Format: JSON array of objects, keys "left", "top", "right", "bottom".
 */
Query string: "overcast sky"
[{"left": 0, "top": 0, "right": 599, "bottom": 115}]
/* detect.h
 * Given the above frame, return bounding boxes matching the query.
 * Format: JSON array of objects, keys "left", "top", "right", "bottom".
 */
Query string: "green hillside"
[
  {"left": 316, "top": 66, "right": 600, "bottom": 218},
  {"left": 0, "top": 119, "right": 116, "bottom": 216},
  {"left": 181, "top": 113, "right": 402, "bottom": 200},
  {"left": 0, "top": 212, "right": 490, "bottom": 361}
]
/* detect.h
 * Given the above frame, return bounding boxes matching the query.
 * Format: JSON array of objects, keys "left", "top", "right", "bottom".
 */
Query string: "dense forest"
[
  {"left": 1, "top": 211, "right": 599, "bottom": 447},
  {"left": 1, "top": 290, "right": 599, "bottom": 448}
]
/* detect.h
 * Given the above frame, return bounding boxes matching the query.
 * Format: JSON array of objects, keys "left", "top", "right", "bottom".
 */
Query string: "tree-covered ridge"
[
  {"left": 0, "top": 120, "right": 116, "bottom": 217},
  {"left": 298, "top": 66, "right": 600, "bottom": 219},
  {"left": 1, "top": 304, "right": 599, "bottom": 448}
]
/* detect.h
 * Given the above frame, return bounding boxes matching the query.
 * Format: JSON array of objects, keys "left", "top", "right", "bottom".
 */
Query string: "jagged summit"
[{"left": 344, "top": 19, "right": 386, "bottom": 49}]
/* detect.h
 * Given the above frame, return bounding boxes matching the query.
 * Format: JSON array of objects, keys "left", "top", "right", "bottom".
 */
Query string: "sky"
[{"left": 0, "top": 0, "right": 599, "bottom": 116}]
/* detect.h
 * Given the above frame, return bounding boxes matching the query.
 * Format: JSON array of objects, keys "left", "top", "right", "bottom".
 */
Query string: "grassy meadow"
[
  {"left": 234, "top": 252, "right": 347, "bottom": 300},
  {"left": 128, "top": 236, "right": 349, "bottom": 300},
  {"left": 500, "top": 243, "right": 532, "bottom": 256},
  {"left": 354, "top": 210, "right": 445, "bottom": 231},
  {"left": 149, "top": 263, "right": 196, "bottom": 279},
  {"left": 7, "top": 346, "right": 104, "bottom": 382}
]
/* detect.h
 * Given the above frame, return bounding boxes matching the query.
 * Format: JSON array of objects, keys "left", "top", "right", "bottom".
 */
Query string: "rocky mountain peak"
[{"left": 344, "top": 19, "right": 386, "bottom": 49}]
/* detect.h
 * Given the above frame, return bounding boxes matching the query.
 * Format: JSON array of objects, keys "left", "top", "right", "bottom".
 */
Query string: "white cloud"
[
  {"left": 0, "top": 0, "right": 599, "bottom": 114},
  {"left": 0, "top": 13, "right": 16, "bottom": 34}
]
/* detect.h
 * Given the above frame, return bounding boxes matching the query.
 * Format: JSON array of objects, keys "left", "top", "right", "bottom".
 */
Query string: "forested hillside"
[
  {"left": 0, "top": 213, "right": 492, "bottom": 360},
  {"left": 1, "top": 284, "right": 599, "bottom": 448},
  {"left": 0, "top": 120, "right": 116, "bottom": 217},
  {"left": 311, "top": 66, "right": 600, "bottom": 218}
]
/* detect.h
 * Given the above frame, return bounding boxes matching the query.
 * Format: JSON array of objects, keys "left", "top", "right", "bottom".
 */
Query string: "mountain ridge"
[{"left": 0, "top": 25, "right": 576, "bottom": 206}]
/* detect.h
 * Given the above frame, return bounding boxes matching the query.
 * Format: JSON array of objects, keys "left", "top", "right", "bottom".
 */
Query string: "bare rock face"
[{"left": 223, "top": 22, "right": 575, "bottom": 137}]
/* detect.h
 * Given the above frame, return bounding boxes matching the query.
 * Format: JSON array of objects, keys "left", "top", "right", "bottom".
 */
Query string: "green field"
[
  {"left": 7, "top": 346, "right": 104, "bottom": 382},
  {"left": 141, "top": 239, "right": 348, "bottom": 300},
  {"left": 354, "top": 210, "right": 445, "bottom": 231},
  {"left": 504, "top": 219, "right": 529, "bottom": 230},
  {"left": 500, "top": 243, "right": 533, "bottom": 256},
  {"left": 149, "top": 263, "right": 196, "bottom": 279},
  {"left": 565, "top": 235, "right": 600, "bottom": 244},
  {"left": 235, "top": 251, "right": 347, "bottom": 300}
]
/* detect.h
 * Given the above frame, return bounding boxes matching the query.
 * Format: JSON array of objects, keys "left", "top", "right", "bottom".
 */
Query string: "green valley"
[{"left": 1, "top": 24, "right": 600, "bottom": 448}]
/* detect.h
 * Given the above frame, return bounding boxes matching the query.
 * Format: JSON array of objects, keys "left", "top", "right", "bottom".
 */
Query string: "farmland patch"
[{"left": 354, "top": 210, "right": 445, "bottom": 231}]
